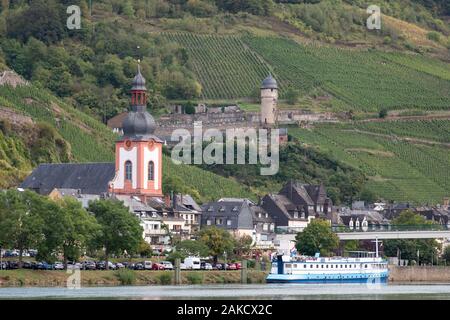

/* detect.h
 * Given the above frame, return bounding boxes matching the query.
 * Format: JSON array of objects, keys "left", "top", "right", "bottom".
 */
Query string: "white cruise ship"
[{"left": 266, "top": 251, "right": 388, "bottom": 283}]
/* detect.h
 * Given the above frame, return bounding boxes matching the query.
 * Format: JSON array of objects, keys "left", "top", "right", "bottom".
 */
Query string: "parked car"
[
  {"left": 96, "top": 261, "right": 106, "bottom": 270},
  {"left": 35, "top": 262, "right": 53, "bottom": 270},
  {"left": 144, "top": 261, "right": 152, "bottom": 270},
  {"left": 67, "top": 262, "right": 82, "bottom": 270},
  {"left": 212, "top": 263, "right": 223, "bottom": 270},
  {"left": 83, "top": 261, "right": 97, "bottom": 270},
  {"left": 54, "top": 262, "right": 64, "bottom": 270},
  {"left": 227, "top": 263, "right": 237, "bottom": 270},
  {"left": 22, "top": 261, "right": 33, "bottom": 269},
  {"left": 152, "top": 262, "right": 165, "bottom": 270},
  {"left": 235, "top": 262, "right": 242, "bottom": 270},
  {"left": 134, "top": 262, "right": 144, "bottom": 270},
  {"left": 0, "top": 262, "right": 7, "bottom": 270},
  {"left": 160, "top": 261, "right": 173, "bottom": 270},
  {"left": 103, "top": 262, "right": 116, "bottom": 270},
  {"left": 116, "top": 263, "right": 125, "bottom": 269},
  {"left": 180, "top": 263, "right": 187, "bottom": 270},
  {"left": 204, "top": 263, "right": 213, "bottom": 270}
]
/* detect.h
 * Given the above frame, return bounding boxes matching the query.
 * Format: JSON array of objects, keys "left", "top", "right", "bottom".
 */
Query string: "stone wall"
[{"left": 389, "top": 265, "right": 450, "bottom": 282}]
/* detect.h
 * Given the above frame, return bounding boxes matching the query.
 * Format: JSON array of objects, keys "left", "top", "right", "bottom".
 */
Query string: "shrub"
[
  {"left": 186, "top": 272, "right": 203, "bottom": 284},
  {"left": 427, "top": 31, "right": 441, "bottom": 43},
  {"left": 157, "top": 273, "right": 172, "bottom": 285},
  {"left": 115, "top": 269, "right": 136, "bottom": 285}
]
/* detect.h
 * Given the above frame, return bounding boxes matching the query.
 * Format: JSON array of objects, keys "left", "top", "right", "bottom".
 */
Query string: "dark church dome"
[
  {"left": 120, "top": 64, "right": 161, "bottom": 141},
  {"left": 122, "top": 107, "right": 156, "bottom": 137},
  {"left": 261, "top": 74, "right": 278, "bottom": 89}
]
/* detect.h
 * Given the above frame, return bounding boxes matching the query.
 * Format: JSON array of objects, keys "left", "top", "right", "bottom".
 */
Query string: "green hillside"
[
  {"left": 161, "top": 33, "right": 272, "bottom": 99},
  {"left": 289, "top": 120, "right": 450, "bottom": 204},
  {"left": 163, "top": 32, "right": 450, "bottom": 111}
]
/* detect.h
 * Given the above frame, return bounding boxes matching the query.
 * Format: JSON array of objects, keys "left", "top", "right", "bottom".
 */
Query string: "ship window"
[
  {"left": 310, "top": 265, "right": 313, "bottom": 268},
  {"left": 336, "top": 265, "right": 339, "bottom": 268},
  {"left": 344, "top": 265, "right": 347, "bottom": 268},
  {"left": 304, "top": 264, "right": 307, "bottom": 268},
  {"left": 316, "top": 265, "right": 318, "bottom": 268},
  {"left": 349, "top": 265, "right": 352, "bottom": 268},
  {"left": 365, "top": 264, "right": 368, "bottom": 268},
  {"left": 285, "top": 264, "right": 292, "bottom": 268},
  {"left": 321, "top": 265, "right": 324, "bottom": 268},
  {"left": 331, "top": 265, "right": 333, "bottom": 268},
  {"left": 293, "top": 264, "right": 297, "bottom": 268}
]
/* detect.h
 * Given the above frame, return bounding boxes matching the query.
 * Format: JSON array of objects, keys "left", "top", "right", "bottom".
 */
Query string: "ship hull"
[{"left": 266, "top": 272, "right": 389, "bottom": 284}]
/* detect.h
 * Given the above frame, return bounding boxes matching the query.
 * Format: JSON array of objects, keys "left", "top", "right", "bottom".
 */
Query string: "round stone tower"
[{"left": 260, "top": 74, "right": 278, "bottom": 127}]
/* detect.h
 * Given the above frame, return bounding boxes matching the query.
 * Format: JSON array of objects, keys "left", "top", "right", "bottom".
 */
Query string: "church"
[
  {"left": 20, "top": 66, "right": 203, "bottom": 249},
  {"left": 21, "top": 65, "right": 163, "bottom": 201}
]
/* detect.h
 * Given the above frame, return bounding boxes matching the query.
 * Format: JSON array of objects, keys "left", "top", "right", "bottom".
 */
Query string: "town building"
[
  {"left": 201, "top": 198, "right": 276, "bottom": 248},
  {"left": 261, "top": 180, "right": 334, "bottom": 233}
]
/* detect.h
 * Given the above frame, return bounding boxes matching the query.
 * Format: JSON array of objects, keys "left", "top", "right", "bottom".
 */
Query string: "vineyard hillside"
[
  {"left": 288, "top": 120, "right": 450, "bottom": 204},
  {"left": 163, "top": 33, "right": 450, "bottom": 112}
]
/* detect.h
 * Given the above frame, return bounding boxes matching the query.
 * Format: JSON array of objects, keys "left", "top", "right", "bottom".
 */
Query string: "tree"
[
  {"left": 443, "top": 246, "right": 450, "bottom": 264},
  {"left": 197, "top": 226, "right": 234, "bottom": 263},
  {"left": 285, "top": 88, "right": 300, "bottom": 105},
  {"left": 138, "top": 239, "right": 153, "bottom": 258},
  {"left": 295, "top": 219, "right": 339, "bottom": 256},
  {"left": 37, "top": 198, "right": 100, "bottom": 266},
  {"left": 233, "top": 235, "right": 254, "bottom": 256},
  {"left": 0, "top": 190, "right": 45, "bottom": 267},
  {"left": 176, "top": 239, "right": 210, "bottom": 257},
  {"left": 88, "top": 199, "right": 143, "bottom": 269},
  {"left": 384, "top": 210, "right": 439, "bottom": 264},
  {"left": 379, "top": 108, "right": 388, "bottom": 118}
]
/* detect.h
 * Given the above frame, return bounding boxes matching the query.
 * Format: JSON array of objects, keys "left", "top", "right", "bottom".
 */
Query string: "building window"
[
  {"left": 227, "top": 220, "right": 232, "bottom": 226},
  {"left": 125, "top": 161, "right": 132, "bottom": 181},
  {"left": 206, "top": 220, "right": 211, "bottom": 226},
  {"left": 148, "top": 161, "right": 154, "bottom": 181},
  {"left": 263, "top": 223, "right": 268, "bottom": 231},
  {"left": 215, "top": 218, "right": 223, "bottom": 225}
]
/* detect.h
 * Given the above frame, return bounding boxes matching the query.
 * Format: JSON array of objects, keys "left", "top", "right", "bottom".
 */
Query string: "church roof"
[
  {"left": 20, "top": 163, "right": 115, "bottom": 195},
  {"left": 131, "top": 65, "right": 146, "bottom": 91}
]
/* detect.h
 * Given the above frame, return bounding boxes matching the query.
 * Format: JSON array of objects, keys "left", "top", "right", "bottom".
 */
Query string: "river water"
[{"left": 1, "top": 283, "right": 450, "bottom": 299}]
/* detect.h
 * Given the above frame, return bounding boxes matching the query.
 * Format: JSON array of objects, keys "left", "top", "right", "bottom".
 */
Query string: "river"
[{"left": 1, "top": 283, "right": 450, "bottom": 299}]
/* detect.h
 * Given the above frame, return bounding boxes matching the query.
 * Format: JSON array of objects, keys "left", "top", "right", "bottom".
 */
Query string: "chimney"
[
  {"left": 164, "top": 194, "right": 171, "bottom": 207},
  {"left": 173, "top": 193, "right": 177, "bottom": 209}
]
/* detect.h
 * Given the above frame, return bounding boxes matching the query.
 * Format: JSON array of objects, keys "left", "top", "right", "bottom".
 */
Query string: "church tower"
[
  {"left": 260, "top": 74, "right": 278, "bottom": 127},
  {"left": 109, "top": 65, "right": 163, "bottom": 199}
]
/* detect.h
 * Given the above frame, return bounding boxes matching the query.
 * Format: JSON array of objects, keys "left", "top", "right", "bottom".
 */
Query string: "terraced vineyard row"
[
  {"left": 242, "top": 36, "right": 450, "bottom": 111},
  {"left": 289, "top": 123, "right": 450, "bottom": 204},
  {"left": 161, "top": 33, "right": 272, "bottom": 99},
  {"left": 349, "top": 120, "right": 450, "bottom": 143}
]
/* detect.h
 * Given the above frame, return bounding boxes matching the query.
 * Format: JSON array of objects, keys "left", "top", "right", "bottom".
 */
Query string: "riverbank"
[
  {"left": 0, "top": 270, "right": 268, "bottom": 287},
  {"left": 389, "top": 266, "right": 450, "bottom": 282}
]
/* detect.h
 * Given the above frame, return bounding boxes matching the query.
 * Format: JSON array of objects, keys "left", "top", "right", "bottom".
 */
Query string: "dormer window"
[
  {"left": 293, "top": 211, "right": 298, "bottom": 219},
  {"left": 232, "top": 206, "right": 238, "bottom": 212},
  {"left": 219, "top": 206, "right": 225, "bottom": 212},
  {"left": 265, "top": 213, "right": 268, "bottom": 218},
  {"left": 258, "top": 213, "right": 262, "bottom": 218},
  {"left": 208, "top": 206, "right": 213, "bottom": 212}
]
